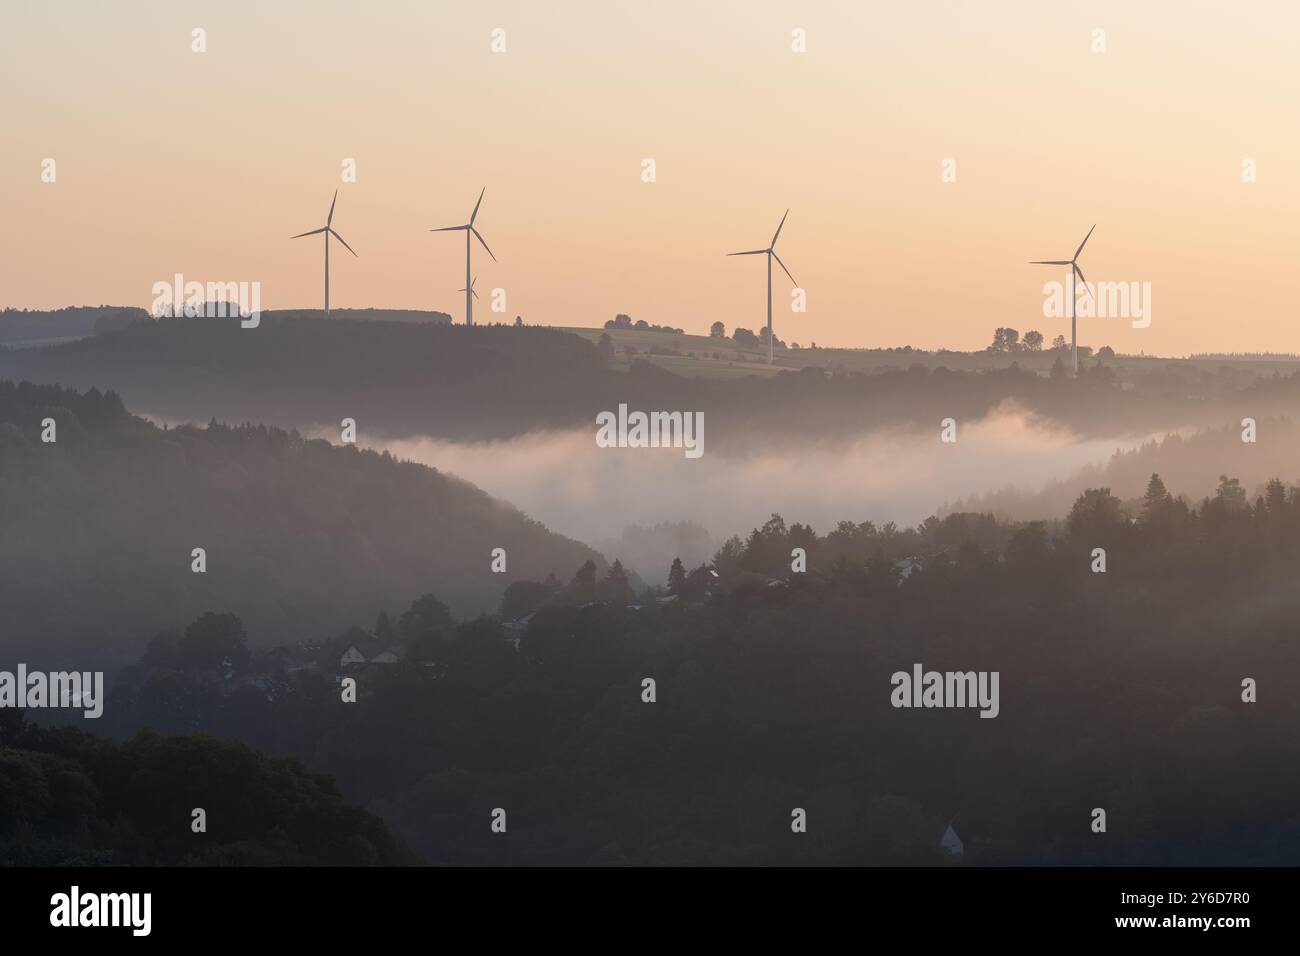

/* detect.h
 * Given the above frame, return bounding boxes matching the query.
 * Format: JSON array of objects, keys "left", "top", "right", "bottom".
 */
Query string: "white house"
[
  {"left": 339, "top": 645, "right": 368, "bottom": 667},
  {"left": 894, "top": 557, "right": 924, "bottom": 585}
]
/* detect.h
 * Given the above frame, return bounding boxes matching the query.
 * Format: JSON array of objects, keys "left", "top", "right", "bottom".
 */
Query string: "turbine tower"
[
  {"left": 728, "top": 209, "right": 797, "bottom": 365},
  {"left": 432, "top": 188, "right": 496, "bottom": 326},
  {"left": 290, "top": 190, "right": 357, "bottom": 313},
  {"left": 1030, "top": 225, "right": 1095, "bottom": 374}
]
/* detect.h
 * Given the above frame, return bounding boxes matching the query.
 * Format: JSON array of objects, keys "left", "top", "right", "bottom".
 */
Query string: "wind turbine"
[
  {"left": 728, "top": 209, "right": 797, "bottom": 365},
  {"left": 290, "top": 190, "right": 357, "bottom": 313},
  {"left": 1030, "top": 224, "right": 1095, "bottom": 374},
  {"left": 458, "top": 275, "right": 479, "bottom": 302},
  {"left": 432, "top": 188, "right": 496, "bottom": 326}
]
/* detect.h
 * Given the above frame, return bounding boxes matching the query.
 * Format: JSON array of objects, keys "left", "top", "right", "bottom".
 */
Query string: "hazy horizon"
[{"left": 5, "top": 1, "right": 1300, "bottom": 355}]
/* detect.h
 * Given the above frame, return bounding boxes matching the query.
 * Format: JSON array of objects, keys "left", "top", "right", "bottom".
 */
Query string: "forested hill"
[
  {"left": 98, "top": 481, "right": 1300, "bottom": 865},
  {"left": 948, "top": 416, "right": 1300, "bottom": 521},
  {"left": 0, "top": 306, "right": 143, "bottom": 342},
  {"left": 1, "top": 315, "right": 611, "bottom": 441},
  {"left": 10, "top": 313, "right": 1300, "bottom": 448},
  {"left": 0, "top": 380, "right": 604, "bottom": 670},
  {"left": 0, "top": 711, "right": 416, "bottom": 865}
]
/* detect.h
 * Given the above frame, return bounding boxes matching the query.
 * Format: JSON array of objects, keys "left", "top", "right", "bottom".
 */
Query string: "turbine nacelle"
[
  {"left": 431, "top": 187, "right": 496, "bottom": 261},
  {"left": 1029, "top": 224, "right": 1094, "bottom": 301},
  {"left": 291, "top": 190, "right": 358, "bottom": 255}
]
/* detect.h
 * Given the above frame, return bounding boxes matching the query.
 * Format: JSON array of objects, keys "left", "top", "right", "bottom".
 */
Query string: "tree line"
[{"left": 91, "top": 474, "right": 1300, "bottom": 865}]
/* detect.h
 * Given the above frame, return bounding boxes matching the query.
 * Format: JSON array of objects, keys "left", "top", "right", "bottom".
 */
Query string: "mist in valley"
[{"left": 364, "top": 407, "right": 1150, "bottom": 583}]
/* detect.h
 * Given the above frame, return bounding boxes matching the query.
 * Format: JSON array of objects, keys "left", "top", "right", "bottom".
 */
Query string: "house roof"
[{"left": 330, "top": 636, "right": 388, "bottom": 666}]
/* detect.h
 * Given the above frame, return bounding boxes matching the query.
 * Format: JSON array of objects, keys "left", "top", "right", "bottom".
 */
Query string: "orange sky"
[{"left": 2, "top": 0, "right": 1298, "bottom": 354}]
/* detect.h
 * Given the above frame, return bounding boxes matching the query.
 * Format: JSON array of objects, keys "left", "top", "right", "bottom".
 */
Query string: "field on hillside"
[{"left": 560, "top": 325, "right": 1300, "bottom": 381}]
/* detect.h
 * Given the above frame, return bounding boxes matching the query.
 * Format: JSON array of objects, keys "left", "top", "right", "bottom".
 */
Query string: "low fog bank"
[
  {"left": 367, "top": 407, "right": 1138, "bottom": 584},
  {"left": 951, "top": 415, "right": 1300, "bottom": 519}
]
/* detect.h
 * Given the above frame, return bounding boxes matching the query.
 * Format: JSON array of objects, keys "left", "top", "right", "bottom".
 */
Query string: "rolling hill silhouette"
[
  {"left": 0, "top": 380, "right": 604, "bottom": 671},
  {"left": 11, "top": 313, "right": 1300, "bottom": 454}
]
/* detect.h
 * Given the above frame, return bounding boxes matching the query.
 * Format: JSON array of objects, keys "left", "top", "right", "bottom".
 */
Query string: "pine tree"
[
  {"left": 599, "top": 560, "right": 634, "bottom": 605},
  {"left": 1140, "top": 473, "right": 1171, "bottom": 522},
  {"left": 1264, "top": 478, "right": 1287, "bottom": 516},
  {"left": 572, "top": 560, "right": 598, "bottom": 601},
  {"left": 668, "top": 557, "right": 686, "bottom": 594},
  {"left": 1215, "top": 474, "right": 1247, "bottom": 512}
]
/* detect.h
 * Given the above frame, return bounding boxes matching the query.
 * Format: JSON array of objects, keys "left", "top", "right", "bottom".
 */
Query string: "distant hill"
[
  {"left": 0, "top": 306, "right": 449, "bottom": 347},
  {"left": 0, "top": 314, "right": 612, "bottom": 441},
  {"left": 1189, "top": 352, "right": 1300, "bottom": 362},
  {"left": 570, "top": 325, "right": 1300, "bottom": 381},
  {"left": 10, "top": 313, "right": 1300, "bottom": 450},
  {"left": 0, "top": 306, "right": 144, "bottom": 343},
  {"left": 261, "top": 307, "right": 452, "bottom": 324},
  {"left": 0, "top": 380, "right": 605, "bottom": 671}
]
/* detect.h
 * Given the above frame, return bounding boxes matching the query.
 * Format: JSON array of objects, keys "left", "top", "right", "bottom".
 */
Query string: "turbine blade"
[
  {"left": 1029, "top": 260, "right": 1071, "bottom": 265},
  {"left": 329, "top": 228, "right": 358, "bottom": 256},
  {"left": 291, "top": 227, "right": 328, "bottom": 239},
  {"left": 1074, "top": 224, "right": 1096, "bottom": 260},
  {"left": 472, "top": 289, "right": 480, "bottom": 300},
  {"left": 470, "top": 187, "right": 486, "bottom": 225},
  {"left": 327, "top": 190, "right": 338, "bottom": 227},
  {"left": 430, "top": 225, "right": 468, "bottom": 233},
  {"left": 771, "top": 208, "right": 790, "bottom": 247},
  {"left": 1073, "top": 263, "right": 1092, "bottom": 300},
  {"left": 772, "top": 250, "right": 797, "bottom": 286},
  {"left": 727, "top": 249, "right": 767, "bottom": 256},
  {"left": 471, "top": 227, "right": 496, "bottom": 261}
]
